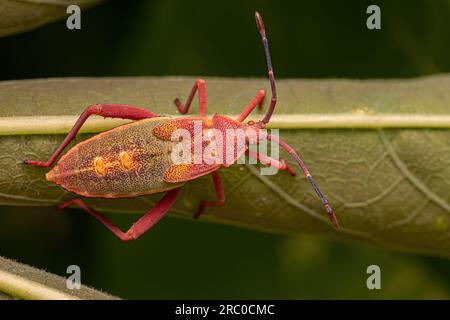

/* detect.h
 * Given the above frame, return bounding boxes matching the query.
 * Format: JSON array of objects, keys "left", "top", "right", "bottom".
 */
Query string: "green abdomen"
[{"left": 47, "top": 117, "right": 184, "bottom": 198}]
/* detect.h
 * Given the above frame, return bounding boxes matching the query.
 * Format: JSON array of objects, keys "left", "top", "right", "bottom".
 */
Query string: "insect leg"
[
  {"left": 23, "top": 104, "right": 158, "bottom": 167},
  {"left": 246, "top": 149, "right": 296, "bottom": 176},
  {"left": 174, "top": 79, "right": 208, "bottom": 116},
  {"left": 58, "top": 188, "right": 182, "bottom": 242},
  {"left": 236, "top": 89, "right": 266, "bottom": 122},
  {"left": 267, "top": 133, "right": 339, "bottom": 229},
  {"left": 194, "top": 171, "right": 225, "bottom": 219}
]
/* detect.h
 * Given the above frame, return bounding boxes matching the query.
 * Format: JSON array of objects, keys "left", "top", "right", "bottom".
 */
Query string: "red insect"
[{"left": 24, "top": 12, "right": 339, "bottom": 242}]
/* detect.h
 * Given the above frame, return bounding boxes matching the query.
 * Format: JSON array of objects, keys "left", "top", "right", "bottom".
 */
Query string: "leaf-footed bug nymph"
[{"left": 24, "top": 12, "right": 339, "bottom": 242}]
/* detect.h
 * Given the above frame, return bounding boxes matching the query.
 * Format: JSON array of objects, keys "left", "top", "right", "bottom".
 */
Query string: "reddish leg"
[
  {"left": 23, "top": 104, "right": 158, "bottom": 167},
  {"left": 194, "top": 171, "right": 225, "bottom": 219},
  {"left": 174, "top": 79, "right": 208, "bottom": 116},
  {"left": 246, "top": 150, "right": 296, "bottom": 176},
  {"left": 236, "top": 89, "right": 266, "bottom": 122},
  {"left": 59, "top": 188, "right": 182, "bottom": 242}
]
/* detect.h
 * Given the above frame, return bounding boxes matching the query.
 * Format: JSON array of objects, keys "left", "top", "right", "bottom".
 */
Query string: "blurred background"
[{"left": 0, "top": 0, "right": 449, "bottom": 299}]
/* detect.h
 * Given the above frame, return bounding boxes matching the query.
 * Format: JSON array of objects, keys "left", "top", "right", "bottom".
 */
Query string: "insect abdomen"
[{"left": 46, "top": 117, "right": 183, "bottom": 198}]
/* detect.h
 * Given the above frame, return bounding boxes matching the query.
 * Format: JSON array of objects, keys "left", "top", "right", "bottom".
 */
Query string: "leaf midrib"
[{"left": 1, "top": 113, "right": 450, "bottom": 136}]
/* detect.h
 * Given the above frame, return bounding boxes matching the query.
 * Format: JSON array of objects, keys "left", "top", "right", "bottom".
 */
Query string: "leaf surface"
[
  {"left": 0, "top": 76, "right": 449, "bottom": 258},
  {"left": 0, "top": 255, "right": 119, "bottom": 299},
  {"left": 0, "top": 0, "right": 103, "bottom": 37}
]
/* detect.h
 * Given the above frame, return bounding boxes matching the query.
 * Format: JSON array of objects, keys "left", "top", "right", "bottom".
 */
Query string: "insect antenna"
[
  {"left": 267, "top": 133, "right": 340, "bottom": 229},
  {"left": 255, "top": 12, "right": 277, "bottom": 127},
  {"left": 254, "top": 12, "right": 338, "bottom": 228}
]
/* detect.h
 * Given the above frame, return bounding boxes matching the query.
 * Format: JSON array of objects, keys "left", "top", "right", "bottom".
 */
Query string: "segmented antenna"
[
  {"left": 255, "top": 12, "right": 339, "bottom": 229},
  {"left": 268, "top": 134, "right": 340, "bottom": 229},
  {"left": 255, "top": 12, "right": 277, "bottom": 126}
]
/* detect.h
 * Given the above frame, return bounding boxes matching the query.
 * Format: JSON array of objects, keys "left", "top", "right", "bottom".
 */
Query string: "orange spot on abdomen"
[
  {"left": 120, "top": 151, "right": 133, "bottom": 170},
  {"left": 94, "top": 157, "right": 106, "bottom": 175}
]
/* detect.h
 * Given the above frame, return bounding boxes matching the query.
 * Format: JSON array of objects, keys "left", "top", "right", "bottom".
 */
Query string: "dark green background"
[{"left": 1, "top": 0, "right": 449, "bottom": 299}]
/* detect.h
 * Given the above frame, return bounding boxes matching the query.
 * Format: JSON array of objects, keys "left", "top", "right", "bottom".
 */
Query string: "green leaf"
[
  {"left": 0, "top": 76, "right": 449, "bottom": 258},
  {"left": 0, "top": 255, "right": 119, "bottom": 299},
  {"left": 0, "top": 0, "right": 103, "bottom": 37}
]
